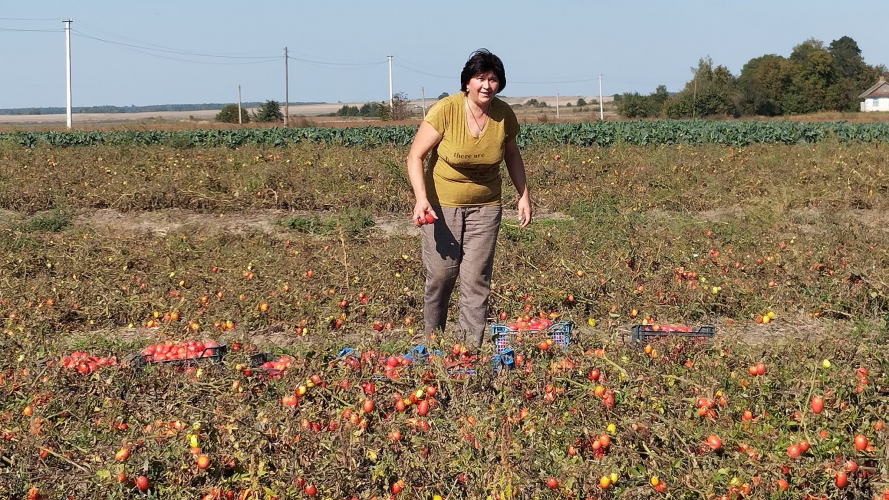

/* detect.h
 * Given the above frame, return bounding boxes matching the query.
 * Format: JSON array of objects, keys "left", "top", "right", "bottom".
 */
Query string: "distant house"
[{"left": 859, "top": 76, "right": 889, "bottom": 112}]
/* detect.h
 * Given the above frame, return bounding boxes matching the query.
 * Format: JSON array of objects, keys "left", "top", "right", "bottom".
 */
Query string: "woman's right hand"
[{"left": 412, "top": 200, "right": 437, "bottom": 227}]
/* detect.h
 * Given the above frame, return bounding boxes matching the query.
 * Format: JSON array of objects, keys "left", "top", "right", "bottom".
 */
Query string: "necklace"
[{"left": 465, "top": 96, "right": 489, "bottom": 138}]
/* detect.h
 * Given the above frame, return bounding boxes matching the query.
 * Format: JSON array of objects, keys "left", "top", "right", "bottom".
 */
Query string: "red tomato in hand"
[{"left": 425, "top": 212, "right": 435, "bottom": 224}]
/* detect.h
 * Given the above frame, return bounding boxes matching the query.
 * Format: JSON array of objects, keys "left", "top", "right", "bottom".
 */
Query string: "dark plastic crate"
[
  {"left": 490, "top": 320, "right": 572, "bottom": 354},
  {"left": 630, "top": 324, "right": 715, "bottom": 345},
  {"left": 250, "top": 352, "right": 275, "bottom": 368}
]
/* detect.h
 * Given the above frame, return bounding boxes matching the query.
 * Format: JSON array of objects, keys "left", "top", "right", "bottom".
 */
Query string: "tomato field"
[{"left": 0, "top": 129, "right": 887, "bottom": 499}]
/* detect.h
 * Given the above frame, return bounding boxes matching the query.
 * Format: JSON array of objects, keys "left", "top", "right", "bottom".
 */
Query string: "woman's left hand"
[{"left": 517, "top": 194, "right": 532, "bottom": 228}]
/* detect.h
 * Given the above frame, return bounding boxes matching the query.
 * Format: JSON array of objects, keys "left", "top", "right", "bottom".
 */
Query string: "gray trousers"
[{"left": 421, "top": 205, "right": 502, "bottom": 348}]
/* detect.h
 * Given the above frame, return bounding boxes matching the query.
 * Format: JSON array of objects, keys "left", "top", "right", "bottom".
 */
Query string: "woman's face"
[{"left": 466, "top": 71, "right": 500, "bottom": 106}]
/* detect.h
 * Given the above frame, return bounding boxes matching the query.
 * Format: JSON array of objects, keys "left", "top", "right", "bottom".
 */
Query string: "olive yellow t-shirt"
[{"left": 424, "top": 92, "right": 519, "bottom": 206}]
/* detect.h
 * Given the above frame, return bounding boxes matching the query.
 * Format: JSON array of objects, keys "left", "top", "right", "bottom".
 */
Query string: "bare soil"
[{"left": 37, "top": 206, "right": 874, "bottom": 348}]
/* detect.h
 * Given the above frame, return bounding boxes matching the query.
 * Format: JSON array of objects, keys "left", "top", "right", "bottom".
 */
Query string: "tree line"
[{"left": 616, "top": 36, "right": 886, "bottom": 119}]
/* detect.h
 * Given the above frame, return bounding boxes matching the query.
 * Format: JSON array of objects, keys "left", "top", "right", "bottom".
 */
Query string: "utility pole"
[
  {"left": 421, "top": 86, "right": 426, "bottom": 118},
  {"left": 387, "top": 55, "right": 393, "bottom": 113},
  {"left": 238, "top": 84, "right": 242, "bottom": 125},
  {"left": 284, "top": 47, "right": 289, "bottom": 126},
  {"left": 64, "top": 19, "right": 73, "bottom": 130},
  {"left": 598, "top": 74, "right": 604, "bottom": 121},
  {"left": 556, "top": 93, "right": 560, "bottom": 120},
  {"left": 692, "top": 76, "right": 697, "bottom": 120}
]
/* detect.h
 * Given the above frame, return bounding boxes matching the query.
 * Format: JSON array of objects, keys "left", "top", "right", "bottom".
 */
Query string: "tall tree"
[
  {"left": 664, "top": 57, "right": 739, "bottom": 118},
  {"left": 737, "top": 54, "right": 795, "bottom": 116},
  {"left": 785, "top": 42, "right": 833, "bottom": 114},
  {"left": 827, "top": 36, "right": 883, "bottom": 111}
]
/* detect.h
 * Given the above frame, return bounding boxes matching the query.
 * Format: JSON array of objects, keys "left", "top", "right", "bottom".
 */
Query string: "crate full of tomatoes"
[
  {"left": 630, "top": 323, "right": 715, "bottom": 345},
  {"left": 132, "top": 339, "right": 226, "bottom": 367},
  {"left": 490, "top": 318, "right": 572, "bottom": 355}
]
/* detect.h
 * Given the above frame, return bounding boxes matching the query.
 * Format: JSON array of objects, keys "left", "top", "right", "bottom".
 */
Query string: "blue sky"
[{"left": 1, "top": 1, "right": 885, "bottom": 108}]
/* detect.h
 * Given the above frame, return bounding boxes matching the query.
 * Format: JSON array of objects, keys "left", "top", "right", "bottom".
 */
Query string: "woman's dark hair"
[{"left": 460, "top": 49, "right": 506, "bottom": 94}]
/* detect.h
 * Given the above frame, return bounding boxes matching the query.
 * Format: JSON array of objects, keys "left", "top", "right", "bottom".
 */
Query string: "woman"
[{"left": 407, "top": 48, "right": 532, "bottom": 349}]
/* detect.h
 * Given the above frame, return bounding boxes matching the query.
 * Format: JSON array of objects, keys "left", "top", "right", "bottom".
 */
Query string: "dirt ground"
[{"left": 26, "top": 206, "right": 871, "bottom": 348}]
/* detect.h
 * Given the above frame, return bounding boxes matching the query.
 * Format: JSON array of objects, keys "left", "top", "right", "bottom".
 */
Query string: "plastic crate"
[
  {"left": 490, "top": 320, "right": 572, "bottom": 354},
  {"left": 130, "top": 343, "right": 226, "bottom": 368},
  {"left": 403, "top": 344, "right": 441, "bottom": 364},
  {"left": 630, "top": 324, "right": 715, "bottom": 345},
  {"left": 250, "top": 352, "right": 275, "bottom": 368},
  {"left": 491, "top": 348, "right": 515, "bottom": 373}
]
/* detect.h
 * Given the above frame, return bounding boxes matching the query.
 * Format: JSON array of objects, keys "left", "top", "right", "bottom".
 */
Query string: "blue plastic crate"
[
  {"left": 403, "top": 344, "right": 441, "bottom": 364},
  {"left": 491, "top": 348, "right": 515, "bottom": 373},
  {"left": 489, "top": 320, "right": 572, "bottom": 354}
]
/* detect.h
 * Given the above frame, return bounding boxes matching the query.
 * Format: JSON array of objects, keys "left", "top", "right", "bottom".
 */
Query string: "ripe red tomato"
[
  {"left": 115, "top": 447, "right": 129, "bottom": 461},
  {"left": 835, "top": 471, "right": 847, "bottom": 488},
  {"left": 197, "top": 454, "right": 210, "bottom": 469},
  {"left": 424, "top": 212, "right": 435, "bottom": 224},
  {"left": 798, "top": 440, "right": 809, "bottom": 452},
  {"left": 854, "top": 434, "right": 868, "bottom": 451},
  {"left": 304, "top": 484, "right": 317, "bottom": 497},
  {"left": 787, "top": 444, "right": 801, "bottom": 459},
  {"left": 135, "top": 475, "right": 149, "bottom": 492},
  {"left": 546, "top": 476, "right": 559, "bottom": 489},
  {"left": 391, "top": 479, "right": 404, "bottom": 494},
  {"left": 362, "top": 399, "right": 374, "bottom": 413},
  {"left": 810, "top": 396, "right": 824, "bottom": 414},
  {"left": 587, "top": 369, "right": 601, "bottom": 381},
  {"left": 755, "top": 362, "right": 766, "bottom": 375},
  {"left": 776, "top": 479, "right": 788, "bottom": 491},
  {"left": 416, "top": 400, "right": 429, "bottom": 416},
  {"left": 598, "top": 434, "right": 610, "bottom": 448},
  {"left": 706, "top": 435, "right": 722, "bottom": 451},
  {"left": 844, "top": 460, "right": 858, "bottom": 473}
]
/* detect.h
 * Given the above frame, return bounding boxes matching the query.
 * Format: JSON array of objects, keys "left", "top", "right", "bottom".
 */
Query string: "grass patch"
[
  {"left": 279, "top": 208, "right": 375, "bottom": 238},
  {"left": 17, "top": 208, "right": 72, "bottom": 232}
]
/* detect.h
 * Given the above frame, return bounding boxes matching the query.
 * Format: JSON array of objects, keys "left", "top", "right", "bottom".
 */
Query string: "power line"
[
  {"left": 0, "top": 17, "right": 60, "bottom": 21},
  {"left": 71, "top": 30, "right": 279, "bottom": 61},
  {"left": 393, "top": 61, "right": 451, "bottom": 80},
  {"left": 77, "top": 21, "right": 278, "bottom": 58},
  {"left": 512, "top": 76, "right": 601, "bottom": 85},
  {"left": 288, "top": 55, "right": 384, "bottom": 69},
  {"left": 72, "top": 25, "right": 384, "bottom": 69},
  {"left": 0, "top": 27, "right": 62, "bottom": 33}
]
